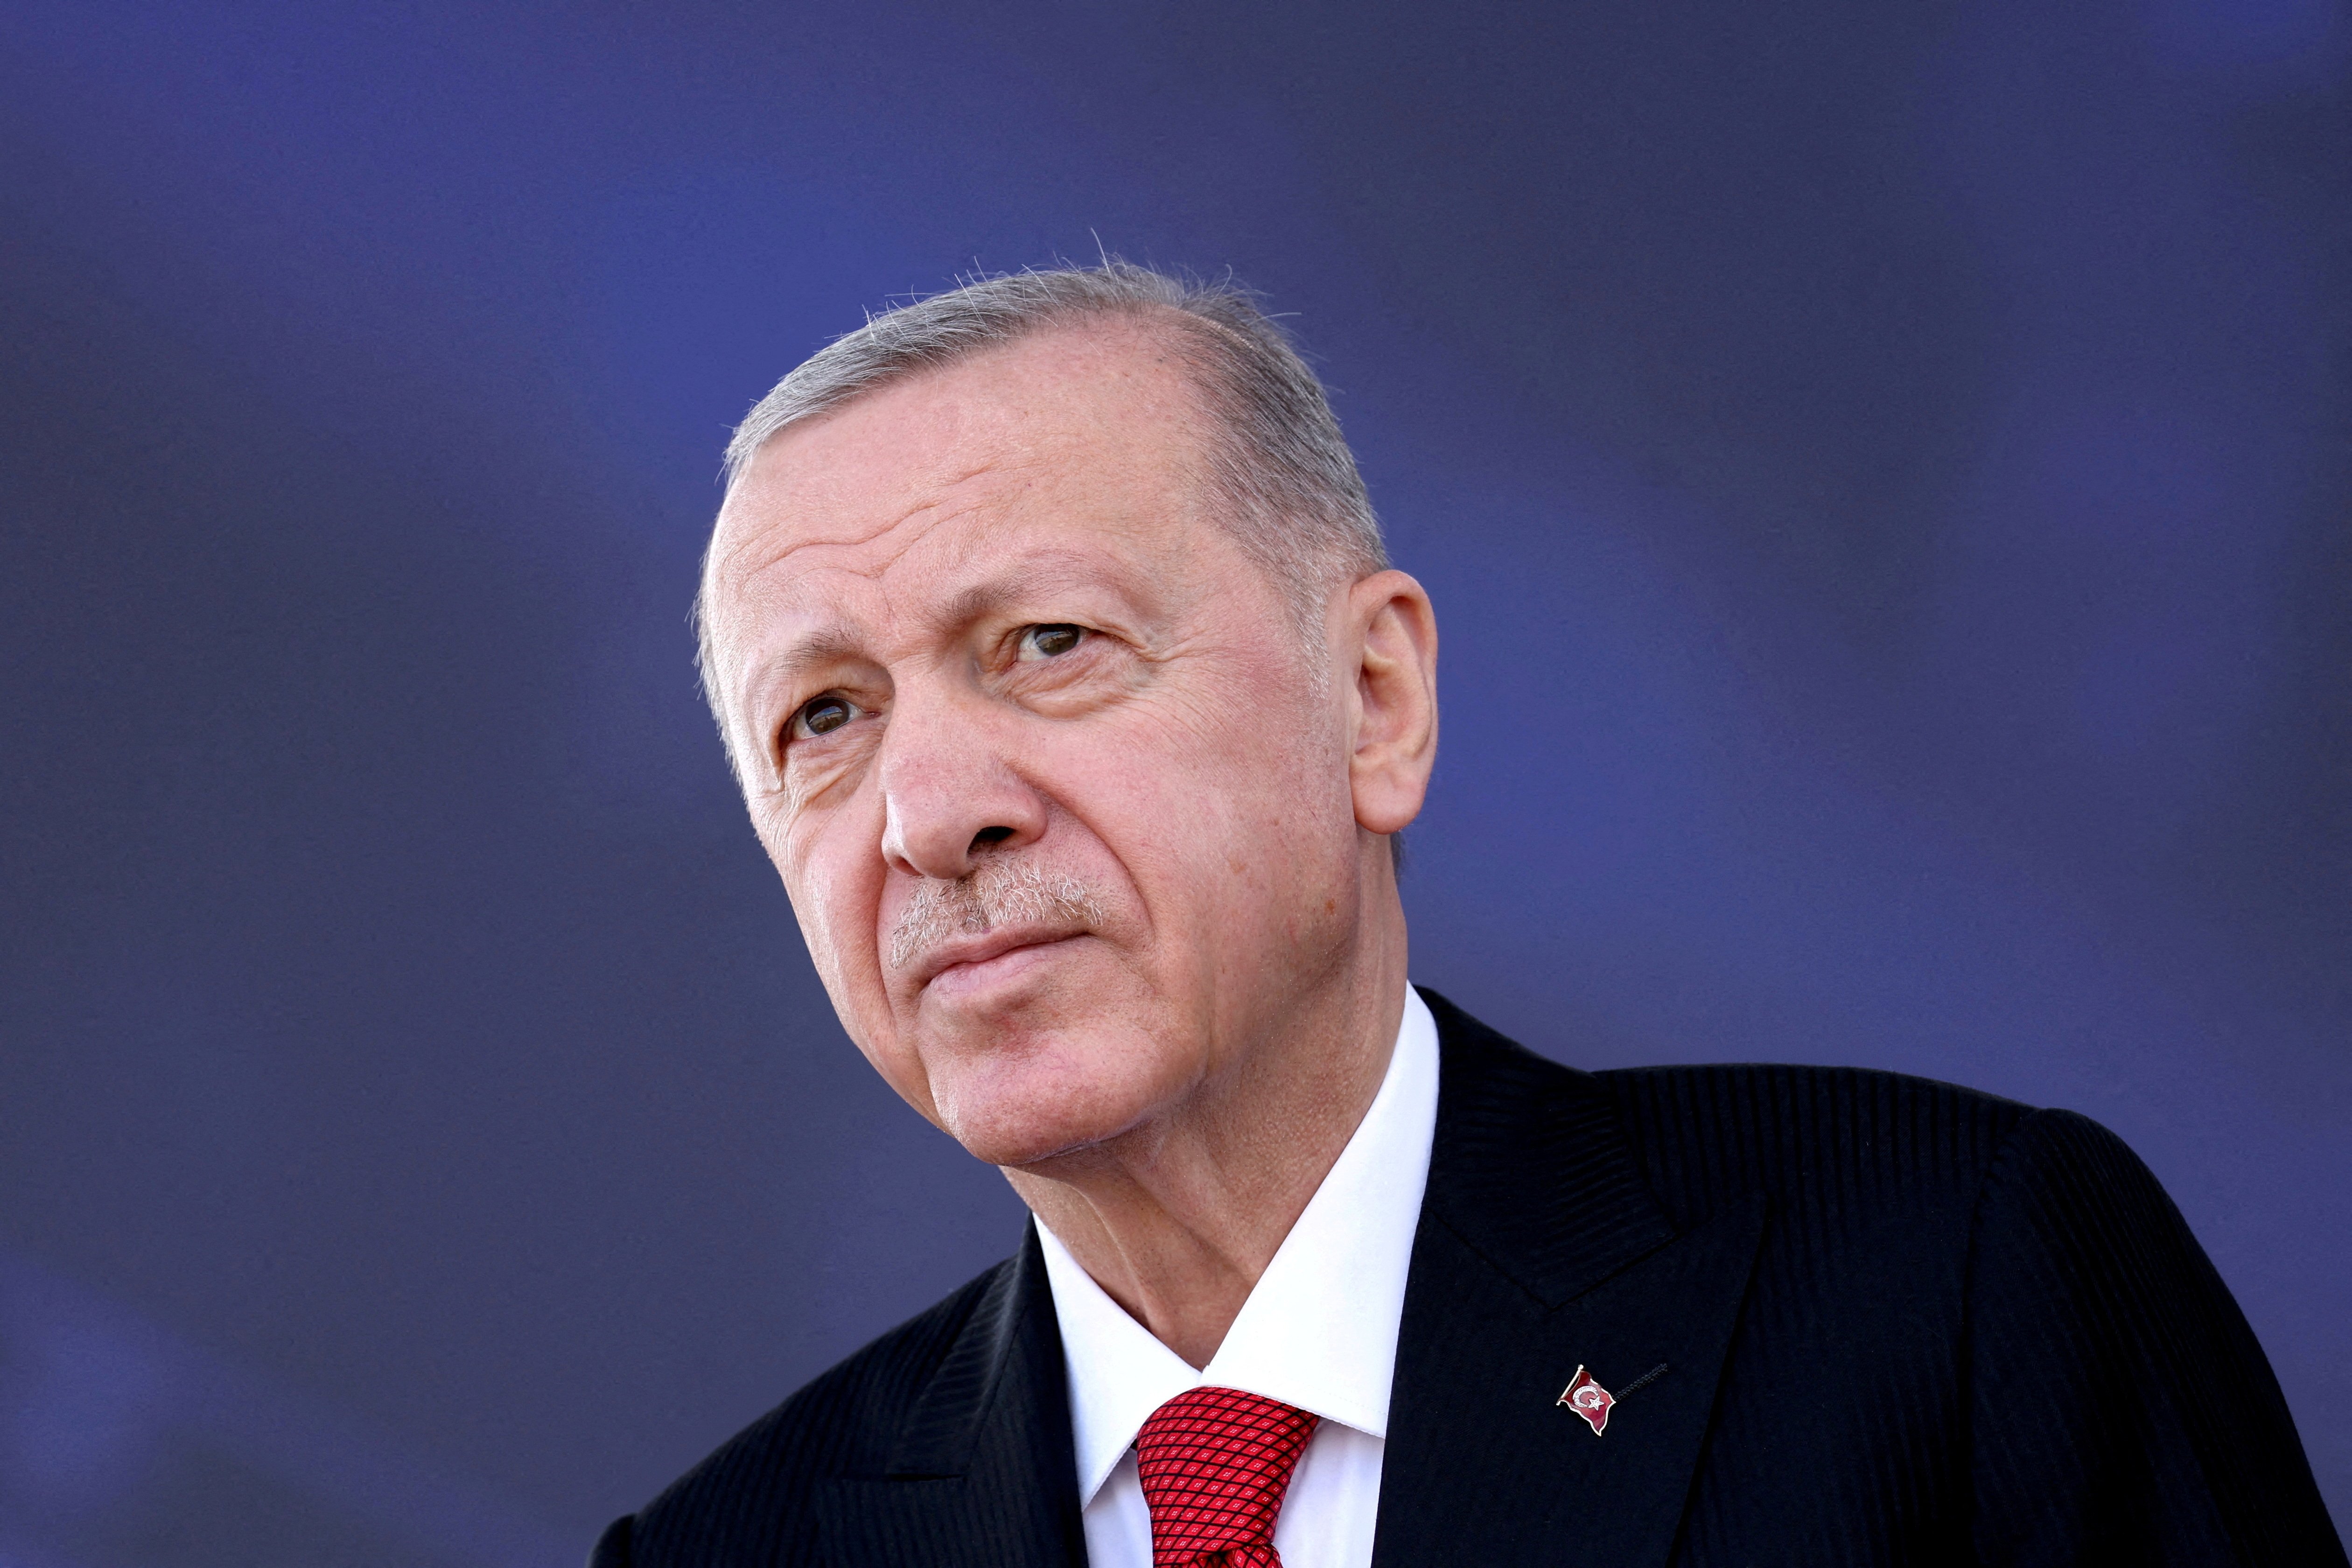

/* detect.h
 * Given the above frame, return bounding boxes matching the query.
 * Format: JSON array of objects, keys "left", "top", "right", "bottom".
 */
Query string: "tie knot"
[{"left": 1134, "top": 1387, "right": 1318, "bottom": 1568}]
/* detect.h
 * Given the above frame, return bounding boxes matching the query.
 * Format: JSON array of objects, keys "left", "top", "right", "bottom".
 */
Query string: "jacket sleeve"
[{"left": 1964, "top": 1107, "right": 2345, "bottom": 1565}]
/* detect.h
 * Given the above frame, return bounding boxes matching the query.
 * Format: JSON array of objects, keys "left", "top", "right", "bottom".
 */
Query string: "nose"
[{"left": 877, "top": 691, "right": 1048, "bottom": 881}]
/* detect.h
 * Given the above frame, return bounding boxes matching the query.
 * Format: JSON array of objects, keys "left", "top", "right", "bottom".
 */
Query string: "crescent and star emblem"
[{"left": 1555, "top": 1362, "right": 1668, "bottom": 1435}]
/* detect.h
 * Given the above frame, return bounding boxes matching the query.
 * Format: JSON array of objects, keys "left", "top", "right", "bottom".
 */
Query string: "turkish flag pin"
[
  {"left": 1556, "top": 1365, "right": 1615, "bottom": 1435},
  {"left": 1556, "top": 1363, "right": 1664, "bottom": 1435}
]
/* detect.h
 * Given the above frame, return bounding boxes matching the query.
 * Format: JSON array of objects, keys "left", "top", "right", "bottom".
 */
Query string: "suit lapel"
[
  {"left": 1373, "top": 991, "right": 1766, "bottom": 1568},
  {"left": 814, "top": 1229, "right": 1085, "bottom": 1568}
]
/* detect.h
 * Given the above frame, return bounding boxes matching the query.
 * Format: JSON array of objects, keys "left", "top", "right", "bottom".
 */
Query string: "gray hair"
[{"left": 696, "top": 261, "right": 1387, "bottom": 696}]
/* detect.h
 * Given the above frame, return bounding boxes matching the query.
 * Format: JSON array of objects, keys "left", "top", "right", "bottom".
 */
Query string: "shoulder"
[
  {"left": 1420, "top": 989, "right": 2073, "bottom": 1255},
  {"left": 1591, "top": 1060, "right": 2044, "bottom": 1233},
  {"left": 604, "top": 1257, "right": 1014, "bottom": 1567},
  {"left": 1581, "top": 1063, "right": 2223, "bottom": 1329}
]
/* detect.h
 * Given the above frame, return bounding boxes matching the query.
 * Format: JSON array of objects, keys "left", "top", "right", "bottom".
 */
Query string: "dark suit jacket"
[{"left": 594, "top": 990, "right": 2345, "bottom": 1565}]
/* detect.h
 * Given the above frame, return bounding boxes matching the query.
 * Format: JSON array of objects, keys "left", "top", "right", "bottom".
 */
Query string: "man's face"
[{"left": 703, "top": 323, "right": 1373, "bottom": 1169}]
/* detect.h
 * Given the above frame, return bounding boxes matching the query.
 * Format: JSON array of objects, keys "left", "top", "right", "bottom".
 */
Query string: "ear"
[{"left": 1342, "top": 569, "right": 1439, "bottom": 836}]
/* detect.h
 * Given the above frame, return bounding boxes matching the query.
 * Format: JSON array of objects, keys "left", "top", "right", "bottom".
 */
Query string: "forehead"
[{"left": 708, "top": 321, "right": 1218, "bottom": 628}]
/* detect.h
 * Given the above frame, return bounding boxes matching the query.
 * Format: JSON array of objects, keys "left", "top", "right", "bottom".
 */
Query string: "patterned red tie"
[{"left": 1133, "top": 1386, "right": 1320, "bottom": 1568}]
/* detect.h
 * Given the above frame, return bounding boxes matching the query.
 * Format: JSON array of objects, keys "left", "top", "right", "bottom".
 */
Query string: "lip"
[{"left": 910, "top": 925, "right": 1089, "bottom": 996}]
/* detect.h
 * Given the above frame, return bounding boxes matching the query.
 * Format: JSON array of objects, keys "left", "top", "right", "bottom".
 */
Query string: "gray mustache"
[{"left": 887, "top": 861, "right": 1108, "bottom": 972}]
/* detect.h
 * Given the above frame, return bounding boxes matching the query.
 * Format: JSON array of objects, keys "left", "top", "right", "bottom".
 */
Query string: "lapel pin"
[{"left": 1556, "top": 1362, "right": 1667, "bottom": 1435}]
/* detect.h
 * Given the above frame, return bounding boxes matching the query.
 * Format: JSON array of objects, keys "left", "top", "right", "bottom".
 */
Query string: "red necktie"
[{"left": 1133, "top": 1386, "right": 1320, "bottom": 1568}]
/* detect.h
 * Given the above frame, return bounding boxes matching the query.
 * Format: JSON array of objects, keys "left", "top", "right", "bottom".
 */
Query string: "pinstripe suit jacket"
[{"left": 592, "top": 989, "right": 2344, "bottom": 1565}]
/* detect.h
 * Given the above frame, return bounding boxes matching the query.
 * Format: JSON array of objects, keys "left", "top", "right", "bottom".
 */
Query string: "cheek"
[
  {"left": 1062, "top": 686, "right": 1349, "bottom": 916},
  {"left": 768, "top": 813, "right": 881, "bottom": 1001},
  {"left": 1158, "top": 670, "right": 1349, "bottom": 828},
  {"left": 777, "top": 819, "right": 946, "bottom": 1114}
]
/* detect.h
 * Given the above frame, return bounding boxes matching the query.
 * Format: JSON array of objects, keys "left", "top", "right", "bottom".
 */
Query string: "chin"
[{"left": 924, "top": 1034, "right": 1173, "bottom": 1169}]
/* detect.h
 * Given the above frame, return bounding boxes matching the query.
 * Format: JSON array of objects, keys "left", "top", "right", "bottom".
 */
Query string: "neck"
[{"left": 1003, "top": 896, "right": 1408, "bottom": 1369}]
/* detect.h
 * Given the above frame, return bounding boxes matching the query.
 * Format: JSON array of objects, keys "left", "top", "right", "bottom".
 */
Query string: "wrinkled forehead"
[{"left": 704, "top": 325, "right": 1225, "bottom": 661}]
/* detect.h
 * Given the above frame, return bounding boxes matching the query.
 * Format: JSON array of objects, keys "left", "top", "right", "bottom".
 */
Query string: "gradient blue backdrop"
[{"left": 1, "top": 1, "right": 2345, "bottom": 1561}]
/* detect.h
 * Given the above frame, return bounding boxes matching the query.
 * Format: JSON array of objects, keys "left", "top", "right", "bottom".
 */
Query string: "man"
[{"left": 594, "top": 264, "right": 2342, "bottom": 1565}]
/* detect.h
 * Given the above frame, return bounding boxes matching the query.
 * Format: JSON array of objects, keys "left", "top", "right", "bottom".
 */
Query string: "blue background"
[{"left": 1, "top": 1, "right": 2345, "bottom": 1559}]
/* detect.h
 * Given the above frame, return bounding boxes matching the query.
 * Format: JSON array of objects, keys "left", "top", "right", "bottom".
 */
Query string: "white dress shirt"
[{"left": 1035, "top": 987, "right": 1440, "bottom": 1568}]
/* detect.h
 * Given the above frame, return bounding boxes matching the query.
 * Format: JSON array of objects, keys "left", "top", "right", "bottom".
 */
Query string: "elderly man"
[{"left": 594, "top": 265, "right": 2341, "bottom": 1566}]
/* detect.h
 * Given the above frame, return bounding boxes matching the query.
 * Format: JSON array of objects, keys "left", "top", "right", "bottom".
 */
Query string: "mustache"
[{"left": 887, "top": 860, "right": 1109, "bottom": 972}]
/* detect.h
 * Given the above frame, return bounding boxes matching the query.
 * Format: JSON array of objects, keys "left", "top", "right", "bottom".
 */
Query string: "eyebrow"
[
  {"left": 744, "top": 624, "right": 869, "bottom": 706},
  {"left": 931, "top": 556, "right": 1127, "bottom": 637},
  {"left": 743, "top": 552, "right": 1142, "bottom": 708}
]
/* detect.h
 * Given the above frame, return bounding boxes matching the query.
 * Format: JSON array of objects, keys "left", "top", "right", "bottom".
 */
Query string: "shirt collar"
[{"left": 1036, "top": 987, "right": 1441, "bottom": 1508}]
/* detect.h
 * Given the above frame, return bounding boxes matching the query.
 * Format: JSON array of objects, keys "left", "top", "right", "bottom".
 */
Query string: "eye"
[
  {"left": 1018, "top": 623, "right": 1086, "bottom": 660},
  {"left": 791, "top": 694, "right": 861, "bottom": 740}
]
